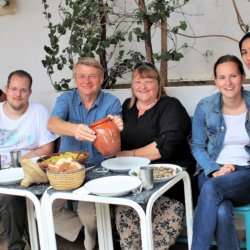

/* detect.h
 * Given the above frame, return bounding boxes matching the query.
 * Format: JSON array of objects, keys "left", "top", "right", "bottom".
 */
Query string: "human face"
[
  {"left": 215, "top": 61, "right": 245, "bottom": 100},
  {"left": 5, "top": 75, "right": 31, "bottom": 111},
  {"left": 74, "top": 64, "right": 103, "bottom": 99},
  {"left": 241, "top": 38, "right": 250, "bottom": 70},
  {"left": 132, "top": 74, "right": 159, "bottom": 104}
]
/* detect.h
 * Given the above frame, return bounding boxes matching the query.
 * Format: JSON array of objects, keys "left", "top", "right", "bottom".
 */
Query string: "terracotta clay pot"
[{"left": 90, "top": 117, "right": 121, "bottom": 157}]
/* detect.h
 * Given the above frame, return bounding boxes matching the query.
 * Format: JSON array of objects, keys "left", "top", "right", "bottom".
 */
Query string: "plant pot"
[{"left": 90, "top": 117, "right": 121, "bottom": 157}]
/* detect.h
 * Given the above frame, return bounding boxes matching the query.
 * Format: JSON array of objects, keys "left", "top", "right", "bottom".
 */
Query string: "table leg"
[
  {"left": 183, "top": 172, "right": 193, "bottom": 250},
  {"left": 95, "top": 203, "right": 113, "bottom": 250},
  {"left": 146, "top": 171, "right": 193, "bottom": 250},
  {"left": 26, "top": 198, "right": 39, "bottom": 250},
  {"left": 40, "top": 192, "right": 58, "bottom": 250}
]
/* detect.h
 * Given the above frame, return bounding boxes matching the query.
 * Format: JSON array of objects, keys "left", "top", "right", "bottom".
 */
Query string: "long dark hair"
[{"left": 239, "top": 32, "right": 250, "bottom": 53}]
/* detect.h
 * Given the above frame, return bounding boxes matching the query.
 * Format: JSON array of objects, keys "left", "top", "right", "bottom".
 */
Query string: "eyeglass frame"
[{"left": 7, "top": 87, "right": 31, "bottom": 94}]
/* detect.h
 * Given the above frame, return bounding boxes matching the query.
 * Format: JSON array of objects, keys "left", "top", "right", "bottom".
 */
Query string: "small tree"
[{"left": 41, "top": 0, "right": 189, "bottom": 90}]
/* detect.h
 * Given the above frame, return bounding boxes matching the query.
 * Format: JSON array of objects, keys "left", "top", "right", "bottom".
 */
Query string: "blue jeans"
[{"left": 191, "top": 166, "right": 250, "bottom": 250}]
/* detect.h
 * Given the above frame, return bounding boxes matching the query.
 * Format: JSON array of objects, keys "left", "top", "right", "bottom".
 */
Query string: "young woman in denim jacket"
[{"left": 191, "top": 55, "right": 250, "bottom": 250}]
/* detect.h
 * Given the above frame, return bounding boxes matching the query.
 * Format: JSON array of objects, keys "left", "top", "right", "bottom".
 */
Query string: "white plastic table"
[
  {"left": 0, "top": 185, "right": 49, "bottom": 250},
  {"left": 41, "top": 170, "right": 193, "bottom": 250}
]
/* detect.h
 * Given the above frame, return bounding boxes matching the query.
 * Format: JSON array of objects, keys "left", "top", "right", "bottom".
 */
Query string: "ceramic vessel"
[{"left": 90, "top": 117, "right": 121, "bottom": 157}]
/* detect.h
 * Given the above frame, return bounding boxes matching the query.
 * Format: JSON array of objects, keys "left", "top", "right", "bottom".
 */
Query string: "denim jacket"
[{"left": 191, "top": 89, "right": 250, "bottom": 177}]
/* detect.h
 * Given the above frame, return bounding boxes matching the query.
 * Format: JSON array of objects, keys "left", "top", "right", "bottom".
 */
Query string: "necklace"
[{"left": 136, "top": 100, "right": 157, "bottom": 112}]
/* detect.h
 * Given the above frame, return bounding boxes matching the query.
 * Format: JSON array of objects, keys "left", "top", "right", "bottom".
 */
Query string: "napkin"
[{"left": 73, "top": 185, "right": 90, "bottom": 195}]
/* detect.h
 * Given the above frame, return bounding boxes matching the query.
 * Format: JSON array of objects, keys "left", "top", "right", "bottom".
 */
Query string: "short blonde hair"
[
  {"left": 73, "top": 57, "right": 104, "bottom": 78},
  {"left": 128, "top": 62, "right": 166, "bottom": 109}
]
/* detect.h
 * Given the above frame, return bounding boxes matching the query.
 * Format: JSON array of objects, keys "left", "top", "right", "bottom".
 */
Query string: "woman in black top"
[
  {"left": 120, "top": 96, "right": 195, "bottom": 169},
  {"left": 115, "top": 62, "right": 196, "bottom": 249}
]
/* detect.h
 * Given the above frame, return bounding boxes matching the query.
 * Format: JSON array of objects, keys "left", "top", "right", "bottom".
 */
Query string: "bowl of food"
[
  {"left": 129, "top": 164, "right": 182, "bottom": 183},
  {"left": 36, "top": 151, "right": 89, "bottom": 170}
]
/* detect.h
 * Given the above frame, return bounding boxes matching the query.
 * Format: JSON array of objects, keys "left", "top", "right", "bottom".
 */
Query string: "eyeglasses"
[
  {"left": 133, "top": 62, "right": 157, "bottom": 71},
  {"left": 8, "top": 87, "right": 30, "bottom": 94}
]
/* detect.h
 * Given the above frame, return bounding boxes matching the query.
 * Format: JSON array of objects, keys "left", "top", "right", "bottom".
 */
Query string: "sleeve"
[
  {"left": 191, "top": 101, "right": 220, "bottom": 176},
  {"left": 106, "top": 95, "right": 122, "bottom": 116},
  {"left": 50, "top": 92, "right": 69, "bottom": 120},
  {"left": 37, "top": 106, "right": 59, "bottom": 146},
  {"left": 154, "top": 98, "right": 191, "bottom": 159}
]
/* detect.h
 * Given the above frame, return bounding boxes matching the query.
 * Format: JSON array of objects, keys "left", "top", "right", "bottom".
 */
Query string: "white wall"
[{"left": 0, "top": 0, "right": 249, "bottom": 101}]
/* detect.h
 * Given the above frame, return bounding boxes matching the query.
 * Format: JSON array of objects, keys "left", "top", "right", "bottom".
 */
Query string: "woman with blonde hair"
[{"left": 115, "top": 62, "right": 197, "bottom": 249}]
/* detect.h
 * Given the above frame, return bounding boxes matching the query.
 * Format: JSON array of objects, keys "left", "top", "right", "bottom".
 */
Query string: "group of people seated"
[{"left": 0, "top": 32, "right": 250, "bottom": 250}]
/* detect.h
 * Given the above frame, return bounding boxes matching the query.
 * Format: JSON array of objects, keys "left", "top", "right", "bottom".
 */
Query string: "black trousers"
[{"left": 0, "top": 194, "right": 26, "bottom": 250}]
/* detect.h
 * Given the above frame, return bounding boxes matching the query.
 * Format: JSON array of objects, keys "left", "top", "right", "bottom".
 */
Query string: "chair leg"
[{"left": 245, "top": 213, "right": 250, "bottom": 250}]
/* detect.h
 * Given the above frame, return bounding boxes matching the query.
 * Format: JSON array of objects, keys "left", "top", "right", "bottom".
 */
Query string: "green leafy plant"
[{"left": 41, "top": 0, "right": 189, "bottom": 90}]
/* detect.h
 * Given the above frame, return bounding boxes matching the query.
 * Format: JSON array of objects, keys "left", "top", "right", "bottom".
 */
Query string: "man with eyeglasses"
[{"left": 0, "top": 70, "right": 58, "bottom": 250}]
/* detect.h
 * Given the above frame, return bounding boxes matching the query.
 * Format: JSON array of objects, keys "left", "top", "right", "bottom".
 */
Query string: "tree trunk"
[
  {"left": 137, "top": 0, "right": 154, "bottom": 64},
  {"left": 160, "top": 15, "right": 168, "bottom": 86},
  {"left": 99, "top": 0, "right": 108, "bottom": 87}
]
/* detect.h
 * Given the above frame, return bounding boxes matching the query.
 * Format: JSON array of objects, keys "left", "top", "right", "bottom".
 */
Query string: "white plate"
[
  {"left": 101, "top": 157, "right": 150, "bottom": 173},
  {"left": 129, "top": 164, "right": 182, "bottom": 183},
  {"left": 84, "top": 176, "right": 142, "bottom": 196},
  {"left": 0, "top": 168, "right": 24, "bottom": 185}
]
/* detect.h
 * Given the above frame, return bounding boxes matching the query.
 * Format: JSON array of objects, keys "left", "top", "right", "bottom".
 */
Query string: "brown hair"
[
  {"left": 213, "top": 55, "right": 245, "bottom": 78},
  {"left": 7, "top": 70, "right": 33, "bottom": 89}
]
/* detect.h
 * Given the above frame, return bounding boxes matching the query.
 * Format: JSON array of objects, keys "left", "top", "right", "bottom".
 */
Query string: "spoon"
[{"left": 76, "top": 152, "right": 82, "bottom": 159}]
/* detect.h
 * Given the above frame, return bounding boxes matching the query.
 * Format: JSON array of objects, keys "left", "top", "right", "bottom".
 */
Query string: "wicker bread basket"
[{"left": 46, "top": 167, "right": 86, "bottom": 191}]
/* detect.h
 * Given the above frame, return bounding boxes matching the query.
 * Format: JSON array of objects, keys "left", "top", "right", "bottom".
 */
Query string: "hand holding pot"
[
  {"left": 108, "top": 114, "right": 124, "bottom": 132},
  {"left": 74, "top": 123, "right": 96, "bottom": 142},
  {"left": 90, "top": 117, "right": 121, "bottom": 157}
]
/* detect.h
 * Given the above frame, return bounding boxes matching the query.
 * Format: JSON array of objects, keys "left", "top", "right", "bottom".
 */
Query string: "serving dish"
[
  {"left": 129, "top": 164, "right": 182, "bottom": 183},
  {"left": 36, "top": 151, "right": 89, "bottom": 169}
]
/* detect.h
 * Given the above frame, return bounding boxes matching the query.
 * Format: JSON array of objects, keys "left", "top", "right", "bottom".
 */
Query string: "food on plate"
[
  {"left": 131, "top": 170, "right": 138, "bottom": 176},
  {"left": 131, "top": 165, "right": 178, "bottom": 179},
  {"left": 48, "top": 158, "right": 82, "bottom": 172},
  {"left": 153, "top": 166, "right": 175, "bottom": 178},
  {"left": 42, "top": 152, "right": 87, "bottom": 164}
]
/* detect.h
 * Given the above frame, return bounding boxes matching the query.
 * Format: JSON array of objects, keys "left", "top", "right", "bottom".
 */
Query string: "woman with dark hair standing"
[{"left": 191, "top": 55, "right": 250, "bottom": 250}]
